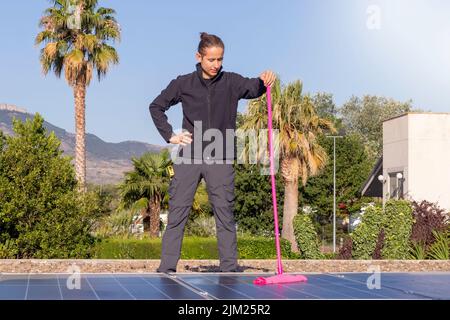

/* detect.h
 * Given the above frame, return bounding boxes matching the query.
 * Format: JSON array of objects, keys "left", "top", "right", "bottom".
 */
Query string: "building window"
[{"left": 389, "top": 172, "right": 404, "bottom": 199}]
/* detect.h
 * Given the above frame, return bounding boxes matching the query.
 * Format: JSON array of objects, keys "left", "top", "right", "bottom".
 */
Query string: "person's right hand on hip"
[{"left": 169, "top": 131, "right": 193, "bottom": 146}]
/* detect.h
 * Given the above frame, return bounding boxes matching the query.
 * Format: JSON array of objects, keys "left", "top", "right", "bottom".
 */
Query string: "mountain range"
[{"left": 0, "top": 104, "right": 166, "bottom": 185}]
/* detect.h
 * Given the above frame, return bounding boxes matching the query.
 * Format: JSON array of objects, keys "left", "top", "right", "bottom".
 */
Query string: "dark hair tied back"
[{"left": 198, "top": 32, "right": 224, "bottom": 55}]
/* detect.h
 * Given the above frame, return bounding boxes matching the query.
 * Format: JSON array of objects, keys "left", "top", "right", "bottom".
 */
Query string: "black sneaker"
[
  {"left": 220, "top": 267, "right": 240, "bottom": 273},
  {"left": 157, "top": 268, "right": 176, "bottom": 273}
]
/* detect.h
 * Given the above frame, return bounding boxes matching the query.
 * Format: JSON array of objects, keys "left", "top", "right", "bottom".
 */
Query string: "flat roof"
[{"left": 383, "top": 112, "right": 450, "bottom": 123}]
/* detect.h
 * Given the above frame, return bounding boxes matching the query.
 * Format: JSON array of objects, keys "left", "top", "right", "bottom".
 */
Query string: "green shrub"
[
  {"left": 237, "top": 237, "right": 297, "bottom": 259},
  {"left": 409, "top": 230, "right": 449, "bottom": 260},
  {"left": 337, "top": 236, "right": 353, "bottom": 260},
  {"left": 234, "top": 163, "right": 284, "bottom": 235},
  {"left": 95, "top": 237, "right": 162, "bottom": 259},
  {"left": 323, "top": 252, "right": 338, "bottom": 259},
  {"left": 185, "top": 214, "right": 217, "bottom": 237},
  {"left": 351, "top": 200, "right": 414, "bottom": 260},
  {"left": 13, "top": 191, "right": 100, "bottom": 258},
  {"left": 93, "top": 210, "right": 134, "bottom": 238},
  {"left": 93, "top": 236, "right": 296, "bottom": 259},
  {"left": 351, "top": 204, "right": 383, "bottom": 259},
  {"left": 372, "top": 229, "right": 385, "bottom": 259},
  {"left": 409, "top": 241, "right": 427, "bottom": 260},
  {"left": 427, "top": 230, "right": 449, "bottom": 260},
  {"left": 0, "top": 115, "right": 100, "bottom": 258},
  {"left": 0, "top": 239, "right": 18, "bottom": 258},
  {"left": 293, "top": 214, "right": 324, "bottom": 259},
  {"left": 382, "top": 200, "right": 413, "bottom": 259},
  {"left": 410, "top": 200, "right": 448, "bottom": 248},
  {"left": 408, "top": 201, "right": 449, "bottom": 260}
]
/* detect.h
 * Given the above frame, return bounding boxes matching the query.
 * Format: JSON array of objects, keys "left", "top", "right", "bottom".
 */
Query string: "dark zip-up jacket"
[{"left": 149, "top": 63, "right": 266, "bottom": 160}]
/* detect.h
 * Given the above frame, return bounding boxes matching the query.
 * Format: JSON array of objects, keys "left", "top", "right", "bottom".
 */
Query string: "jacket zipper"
[{"left": 207, "top": 87, "right": 211, "bottom": 129}]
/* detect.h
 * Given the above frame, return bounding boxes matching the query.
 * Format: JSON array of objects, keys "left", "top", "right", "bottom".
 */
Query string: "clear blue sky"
[{"left": 1, "top": 0, "right": 449, "bottom": 145}]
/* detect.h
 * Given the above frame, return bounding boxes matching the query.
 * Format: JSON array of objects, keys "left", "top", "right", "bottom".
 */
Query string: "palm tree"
[
  {"left": 240, "top": 79, "right": 336, "bottom": 252},
  {"left": 36, "top": 0, "right": 120, "bottom": 190},
  {"left": 118, "top": 150, "right": 172, "bottom": 238}
]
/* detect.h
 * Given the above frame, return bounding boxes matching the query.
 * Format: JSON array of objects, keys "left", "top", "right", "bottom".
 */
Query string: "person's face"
[{"left": 196, "top": 46, "right": 224, "bottom": 79}]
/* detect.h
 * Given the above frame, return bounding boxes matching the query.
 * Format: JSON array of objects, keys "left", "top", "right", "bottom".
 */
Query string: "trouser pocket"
[
  {"left": 168, "top": 177, "right": 177, "bottom": 198},
  {"left": 223, "top": 184, "right": 235, "bottom": 204}
]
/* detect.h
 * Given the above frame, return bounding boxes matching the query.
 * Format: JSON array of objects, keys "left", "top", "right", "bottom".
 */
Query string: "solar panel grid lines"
[
  {"left": 182, "top": 274, "right": 320, "bottom": 299},
  {"left": 110, "top": 274, "right": 137, "bottom": 300},
  {"left": 315, "top": 274, "right": 396, "bottom": 299},
  {"left": 84, "top": 276, "right": 101, "bottom": 300},
  {"left": 55, "top": 275, "right": 63, "bottom": 300},
  {"left": 139, "top": 275, "right": 173, "bottom": 300},
  {"left": 211, "top": 275, "right": 290, "bottom": 299},
  {"left": 323, "top": 273, "right": 414, "bottom": 299},
  {"left": 178, "top": 273, "right": 370, "bottom": 299},
  {"left": 156, "top": 273, "right": 213, "bottom": 300},
  {"left": 24, "top": 273, "right": 30, "bottom": 300},
  {"left": 327, "top": 272, "right": 448, "bottom": 300},
  {"left": 183, "top": 276, "right": 254, "bottom": 300},
  {"left": 0, "top": 272, "right": 449, "bottom": 300}
]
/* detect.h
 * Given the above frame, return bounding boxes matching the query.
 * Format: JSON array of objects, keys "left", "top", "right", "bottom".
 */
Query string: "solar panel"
[{"left": 0, "top": 272, "right": 449, "bottom": 300}]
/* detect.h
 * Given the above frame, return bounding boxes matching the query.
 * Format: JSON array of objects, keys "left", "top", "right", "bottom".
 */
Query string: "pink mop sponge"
[{"left": 254, "top": 274, "right": 308, "bottom": 285}]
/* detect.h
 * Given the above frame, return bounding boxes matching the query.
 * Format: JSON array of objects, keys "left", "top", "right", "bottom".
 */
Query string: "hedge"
[
  {"left": 93, "top": 236, "right": 298, "bottom": 259},
  {"left": 293, "top": 214, "right": 324, "bottom": 259},
  {"left": 351, "top": 200, "right": 413, "bottom": 259}
]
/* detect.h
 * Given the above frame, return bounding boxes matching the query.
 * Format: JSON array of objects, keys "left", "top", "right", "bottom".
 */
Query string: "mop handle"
[{"left": 266, "top": 86, "right": 283, "bottom": 275}]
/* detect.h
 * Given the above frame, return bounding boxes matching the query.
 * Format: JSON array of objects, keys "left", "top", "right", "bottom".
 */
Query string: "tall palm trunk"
[
  {"left": 149, "top": 197, "right": 161, "bottom": 238},
  {"left": 281, "top": 157, "right": 300, "bottom": 253},
  {"left": 74, "top": 80, "right": 87, "bottom": 191}
]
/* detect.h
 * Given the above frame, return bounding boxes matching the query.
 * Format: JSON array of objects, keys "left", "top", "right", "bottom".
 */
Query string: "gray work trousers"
[{"left": 157, "top": 161, "right": 238, "bottom": 273}]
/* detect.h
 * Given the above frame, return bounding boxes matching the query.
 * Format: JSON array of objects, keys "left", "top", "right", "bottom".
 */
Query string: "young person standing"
[{"left": 150, "top": 32, "right": 276, "bottom": 273}]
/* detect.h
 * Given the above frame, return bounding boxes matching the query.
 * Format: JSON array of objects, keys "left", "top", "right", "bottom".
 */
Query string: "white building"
[{"left": 361, "top": 112, "right": 450, "bottom": 211}]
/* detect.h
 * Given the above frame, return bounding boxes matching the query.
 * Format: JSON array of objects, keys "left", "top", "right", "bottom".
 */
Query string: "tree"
[
  {"left": 312, "top": 92, "right": 345, "bottom": 134},
  {"left": 36, "top": 0, "right": 120, "bottom": 190},
  {"left": 118, "top": 150, "right": 172, "bottom": 238},
  {"left": 300, "top": 134, "right": 373, "bottom": 237},
  {"left": 339, "top": 95, "right": 416, "bottom": 162},
  {"left": 312, "top": 92, "right": 337, "bottom": 119},
  {"left": 0, "top": 114, "right": 100, "bottom": 258},
  {"left": 240, "top": 80, "right": 336, "bottom": 252},
  {"left": 234, "top": 163, "right": 285, "bottom": 236}
]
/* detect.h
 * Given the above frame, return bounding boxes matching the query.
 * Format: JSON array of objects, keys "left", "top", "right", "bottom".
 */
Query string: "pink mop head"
[
  {"left": 254, "top": 274, "right": 308, "bottom": 285},
  {"left": 253, "top": 85, "right": 308, "bottom": 286}
]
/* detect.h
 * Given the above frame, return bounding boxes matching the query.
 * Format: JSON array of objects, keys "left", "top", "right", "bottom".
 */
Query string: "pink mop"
[{"left": 253, "top": 86, "right": 308, "bottom": 285}]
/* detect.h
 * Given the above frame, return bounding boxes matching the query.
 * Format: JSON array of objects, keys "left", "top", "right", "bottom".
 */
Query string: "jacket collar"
[{"left": 196, "top": 63, "right": 223, "bottom": 86}]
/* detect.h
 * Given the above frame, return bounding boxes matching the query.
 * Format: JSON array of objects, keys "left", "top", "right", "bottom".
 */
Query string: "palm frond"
[
  {"left": 240, "top": 78, "right": 336, "bottom": 184},
  {"left": 36, "top": 1, "right": 120, "bottom": 87},
  {"left": 118, "top": 151, "right": 172, "bottom": 213},
  {"left": 130, "top": 197, "right": 149, "bottom": 212}
]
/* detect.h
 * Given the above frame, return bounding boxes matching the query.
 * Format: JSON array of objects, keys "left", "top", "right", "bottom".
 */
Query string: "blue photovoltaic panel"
[{"left": 0, "top": 272, "right": 449, "bottom": 300}]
